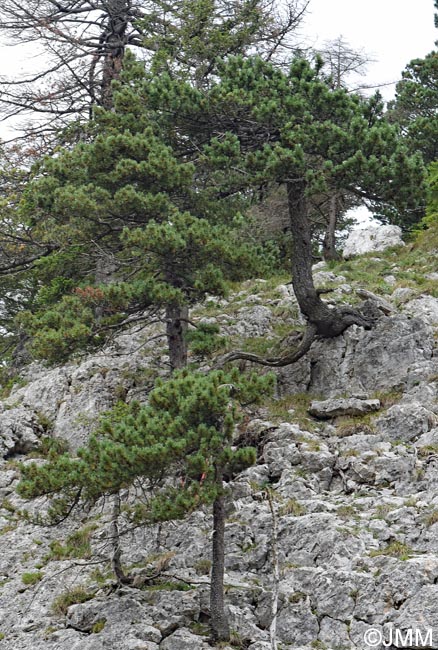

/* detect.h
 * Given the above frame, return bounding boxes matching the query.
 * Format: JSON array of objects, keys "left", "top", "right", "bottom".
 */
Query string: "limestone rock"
[
  {"left": 307, "top": 315, "right": 436, "bottom": 397},
  {"left": 308, "top": 398, "right": 381, "bottom": 419},
  {"left": 343, "top": 224, "right": 404, "bottom": 258},
  {"left": 403, "top": 295, "right": 438, "bottom": 326},
  {"left": 160, "top": 628, "right": 210, "bottom": 650},
  {"left": 0, "top": 407, "right": 43, "bottom": 458},
  {"left": 375, "top": 403, "right": 437, "bottom": 443}
]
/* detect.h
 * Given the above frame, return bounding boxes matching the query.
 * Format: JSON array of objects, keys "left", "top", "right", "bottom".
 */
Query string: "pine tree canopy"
[
  {"left": 389, "top": 52, "right": 438, "bottom": 165},
  {"left": 144, "top": 55, "right": 425, "bottom": 229},
  {"left": 7, "top": 57, "right": 273, "bottom": 365},
  {"left": 17, "top": 369, "right": 274, "bottom": 524}
]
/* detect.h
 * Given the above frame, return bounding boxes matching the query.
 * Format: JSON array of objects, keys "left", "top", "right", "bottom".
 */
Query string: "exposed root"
[
  {"left": 215, "top": 323, "right": 318, "bottom": 368},
  {"left": 215, "top": 304, "right": 375, "bottom": 369}
]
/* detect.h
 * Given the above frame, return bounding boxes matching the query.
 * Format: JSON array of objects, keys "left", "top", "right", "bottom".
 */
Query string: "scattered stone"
[
  {"left": 308, "top": 398, "right": 381, "bottom": 419},
  {"left": 375, "top": 403, "right": 437, "bottom": 443},
  {"left": 403, "top": 295, "right": 438, "bottom": 326},
  {"left": 391, "top": 287, "right": 416, "bottom": 304}
]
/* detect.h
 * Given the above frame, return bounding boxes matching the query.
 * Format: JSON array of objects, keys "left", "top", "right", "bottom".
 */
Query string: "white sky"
[
  {"left": 301, "top": 0, "right": 437, "bottom": 101},
  {"left": 0, "top": 0, "right": 436, "bottom": 138},
  {"left": 300, "top": 0, "right": 437, "bottom": 225}
]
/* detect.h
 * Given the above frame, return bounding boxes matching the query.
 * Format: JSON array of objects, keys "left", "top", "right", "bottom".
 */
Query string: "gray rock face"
[
  {"left": 1, "top": 277, "right": 438, "bottom": 650},
  {"left": 342, "top": 224, "right": 404, "bottom": 258},
  {"left": 308, "top": 397, "right": 381, "bottom": 419},
  {"left": 375, "top": 403, "right": 437, "bottom": 443},
  {"left": 0, "top": 407, "right": 43, "bottom": 458},
  {"left": 403, "top": 295, "right": 438, "bottom": 326},
  {"left": 308, "top": 314, "right": 436, "bottom": 396}
]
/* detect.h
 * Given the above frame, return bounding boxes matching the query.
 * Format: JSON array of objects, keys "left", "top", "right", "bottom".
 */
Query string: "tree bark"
[
  {"left": 322, "top": 193, "right": 340, "bottom": 261},
  {"left": 287, "top": 180, "right": 371, "bottom": 338},
  {"left": 215, "top": 181, "right": 373, "bottom": 369},
  {"left": 210, "top": 467, "right": 230, "bottom": 643},
  {"left": 110, "top": 492, "right": 130, "bottom": 585},
  {"left": 100, "top": 0, "right": 131, "bottom": 109},
  {"left": 166, "top": 303, "right": 188, "bottom": 370}
]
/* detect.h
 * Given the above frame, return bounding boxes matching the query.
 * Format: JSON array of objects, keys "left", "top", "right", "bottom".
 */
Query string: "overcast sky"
[
  {"left": 301, "top": 0, "right": 437, "bottom": 100},
  {"left": 0, "top": 0, "right": 436, "bottom": 137}
]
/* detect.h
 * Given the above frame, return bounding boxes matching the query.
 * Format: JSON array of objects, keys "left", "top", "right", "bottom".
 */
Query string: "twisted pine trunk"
[
  {"left": 287, "top": 181, "right": 371, "bottom": 338},
  {"left": 215, "top": 181, "right": 372, "bottom": 369},
  {"left": 166, "top": 303, "right": 188, "bottom": 370},
  {"left": 210, "top": 467, "right": 230, "bottom": 642}
]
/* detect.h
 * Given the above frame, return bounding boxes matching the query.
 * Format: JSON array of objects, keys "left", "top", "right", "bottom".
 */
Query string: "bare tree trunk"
[
  {"left": 322, "top": 193, "right": 340, "bottom": 261},
  {"left": 165, "top": 303, "right": 188, "bottom": 370},
  {"left": 110, "top": 492, "right": 130, "bottom": 585},
  {"left": 287, "top": 180, "right": 371, "bottom": 338},
  {"left": 215, "top": 181, "right": 373, "bottom": 369},
  {"left": 210, "top": 467, "right": 230, "bottom": 643},
  {"left": 100, "top": 0, "right": 130, "bottom": 108},
  {"left": 267, "top": 490, "right": 279, "bottom": 650}
]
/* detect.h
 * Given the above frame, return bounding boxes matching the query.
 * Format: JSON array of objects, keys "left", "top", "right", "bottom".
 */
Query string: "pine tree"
[
  {"left": 18, "top": 368, "right": 274, "bottom": 642},
  {"left": 388, "top": 52, "right": 438, "bottom": 165},
  {"left": 0, "top": 0, "right": 308, "bottom": 141},
  {"left": 141, "top": 54, "right": 425, "bottom": 366},
  {"left": 8, "top": 55, "right": 269, "bottom": 369}
]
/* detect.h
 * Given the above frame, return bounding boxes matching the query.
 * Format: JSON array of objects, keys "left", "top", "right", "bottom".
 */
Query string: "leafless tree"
[
  {"left": 314, "top": 36, "right": 374, "bottom": 260},
  {"left": 0, "top": 0, "right": 310, "bottom": 142}
]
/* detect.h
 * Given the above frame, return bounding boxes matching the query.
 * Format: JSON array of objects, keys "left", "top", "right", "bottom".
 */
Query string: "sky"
[
  {"left": 300, "top": 0, "right": 438, "bottom": 225},
  {"left": 0, "top": 0, "right": 436, "bottom": 225},
  {"left": 0, "top": 0, "right": 436, "bottom": 137},
  {"left": 300, "top": 0, "right": 437, "bottom": 101}
]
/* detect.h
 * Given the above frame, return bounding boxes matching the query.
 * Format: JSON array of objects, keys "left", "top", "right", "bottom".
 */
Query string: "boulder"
[
  {"left": 403, "top": 295, "right": 438, "bottom": 326},
  {"left": 308, "top": 398, "right": 380, "bottom": 419},
  {"left": 342, "top": 224, "right": 404, "bottom": 258},
  {"left": 0, "top": 407, "right": 43, "bottom": 458},
  {"left": 375, "top": 403, "right": 437, "bottom": 443}
]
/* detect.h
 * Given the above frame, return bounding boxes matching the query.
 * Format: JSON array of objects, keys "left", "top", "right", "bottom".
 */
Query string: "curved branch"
[{"left": 215, "top": 323, "right": 318, "bottom": 368}]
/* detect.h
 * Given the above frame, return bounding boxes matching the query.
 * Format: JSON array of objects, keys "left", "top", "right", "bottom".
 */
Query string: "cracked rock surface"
[{"left": 0, "top": 273, "right": 438, "bottom": 650}]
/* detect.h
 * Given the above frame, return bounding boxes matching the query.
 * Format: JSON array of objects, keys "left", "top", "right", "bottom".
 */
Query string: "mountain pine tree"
[
  {"left": 142, "top": 55, "right": 425, "bottom": 366},
  {"left": 8, "top": 56, "right": 269, "bottom": 369},
  {"left": 18, "top": 368, "right": 274, "bottom": 642}
]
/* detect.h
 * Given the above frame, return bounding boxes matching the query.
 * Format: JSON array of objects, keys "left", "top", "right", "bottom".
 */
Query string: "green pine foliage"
[
  {"left": 389, "top": 52, "right": 438, "bottom": 165},
  {"left": 11, "top": 66, "right": 268, "bottom": 365},
  {"left": 18, "top": 369, "right": 274, "bottom": 523},
  {"left": 144, "top": 55, "right": 425, "bottom": 230}
]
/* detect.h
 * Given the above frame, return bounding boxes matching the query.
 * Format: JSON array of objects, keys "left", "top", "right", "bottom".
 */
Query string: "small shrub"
[
  {"left": 424, "top": 510, "right": 438, "bottom": 527},
  {"left": 289, "top": 591, "right": 306, "bottom": 604},
  {"left": 29, "top": 435, "right": 69, "bottom": 459},
  {"left": 22, "top": 571, "right": 43, "bottom": 585},
  {"left": 194, "top": 558, "right": 212, "bottom": 575},
  {"left": 52, "top": 586, "right": 95, "bottom": 616},
  {"left": 45, "top": 524, "right": 97, "bottom": 562},
  {"left": 279, "top": 498, "right": 305, "bottom": 517},
  {"left": 336, "top": 505, "right": 357, "bottom": 520},
  {"left": 143, "top": 580, "right": 193, "bottom": 592},
  {"left": 91, "top": 619, "right": 106, "bottom": 634},
  {"left": 369, "top": 541, "right": 413, "bottom": 560}
]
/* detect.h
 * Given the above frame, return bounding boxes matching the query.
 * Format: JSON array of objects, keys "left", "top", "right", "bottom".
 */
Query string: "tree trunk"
[
  {"left": 100, "top": 0, "right": 130, "bottom": 109},
  {"left": 110, "top": 492, "right": 130, "bottom": 585},
  {"left": 165, "top": 303, "right": 188, "bottom": 370},
  {"left": 287, "top": 181, "right": 371, "bottom": 338},
  {"left": 267, "top": 490, "right": 279, "bottom": 650},
  {"left": 210, "top": 468, "right": 230, "bottom": 643},
  {"left": 322, "top": 193, "right": 340, "bottom": 261},
  {"left": 214, "top": 183, "right": 373, "bottom": 369}
]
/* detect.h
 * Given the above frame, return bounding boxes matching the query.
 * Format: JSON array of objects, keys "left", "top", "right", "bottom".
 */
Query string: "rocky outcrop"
[
  {"left": 342, "top": 224, "right": 404, "bottom": 258},
  {"left": 0, "top": 270, "right": 438, "bottom": 650}
]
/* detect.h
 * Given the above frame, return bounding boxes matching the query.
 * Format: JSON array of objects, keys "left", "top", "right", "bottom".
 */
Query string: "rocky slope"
[{"left": 0, "top": 235, "right": 438, "bottom": 650}]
